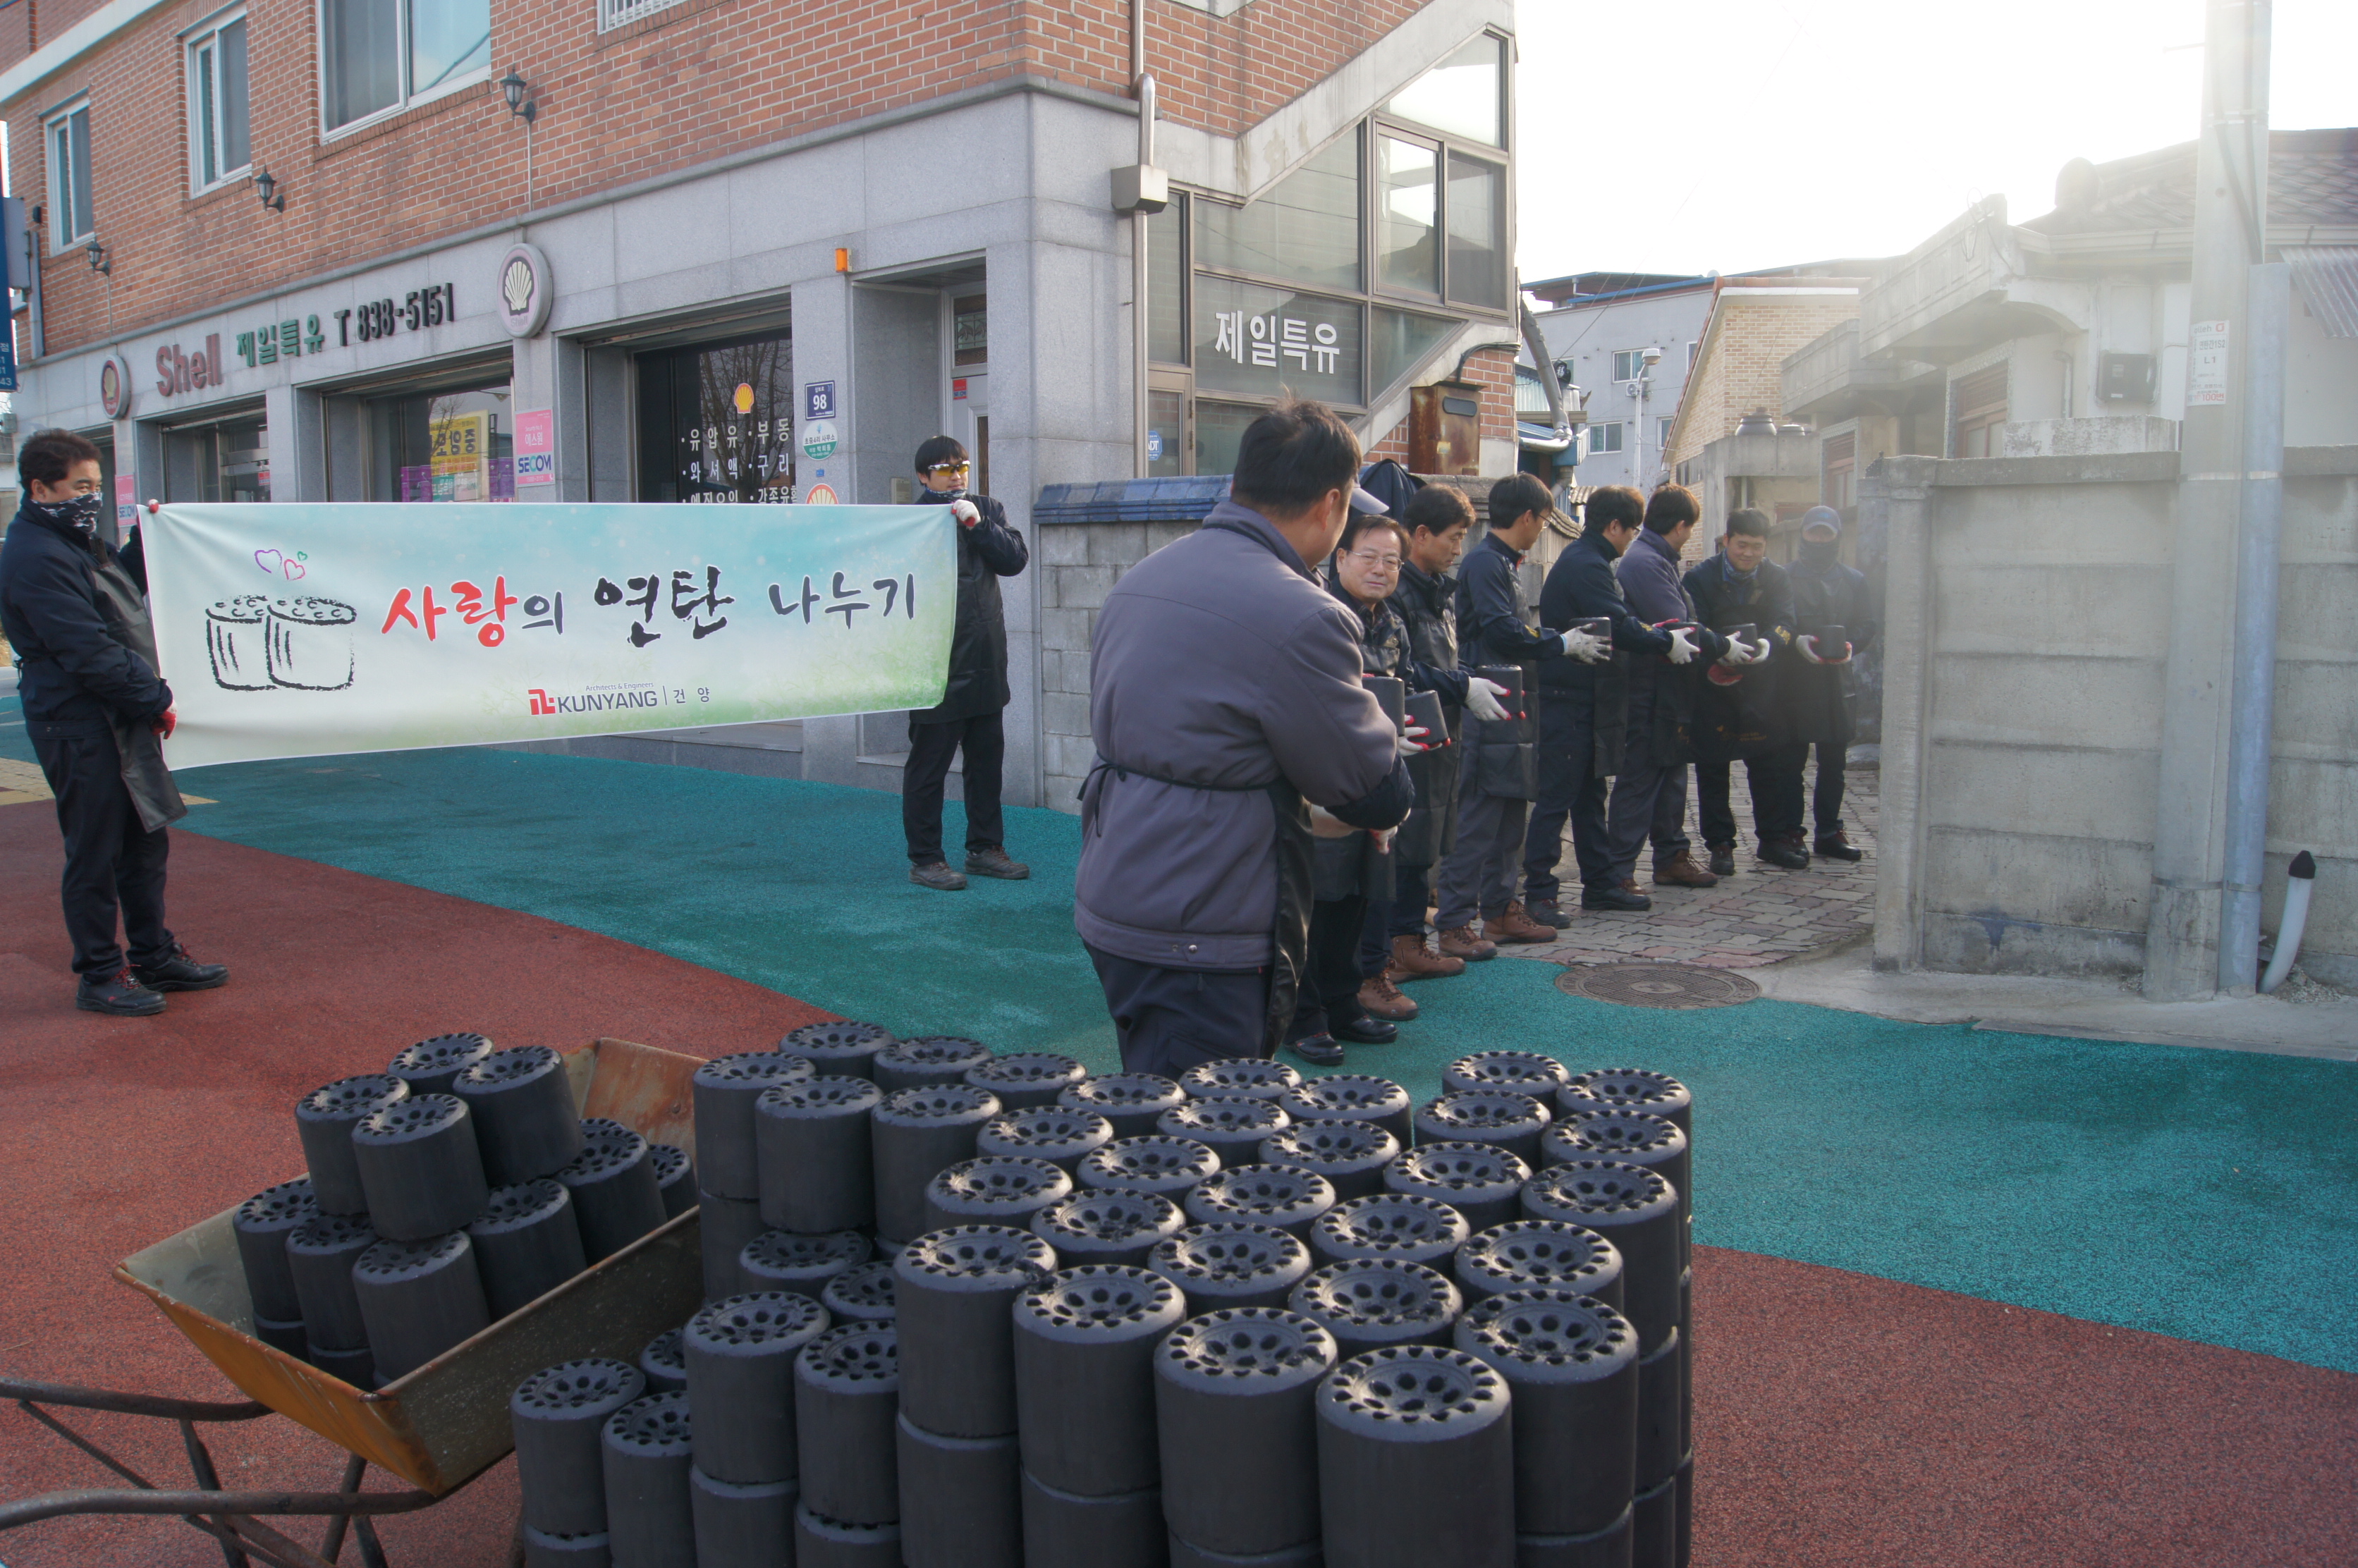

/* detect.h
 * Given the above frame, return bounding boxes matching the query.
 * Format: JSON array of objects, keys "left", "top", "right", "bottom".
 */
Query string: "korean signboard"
[
  {"left": 1193, "top": 276, "right": 1362, "bottom": 406},
  {"left": 143, "top": 502, "right": 956, "bottom": 768}
]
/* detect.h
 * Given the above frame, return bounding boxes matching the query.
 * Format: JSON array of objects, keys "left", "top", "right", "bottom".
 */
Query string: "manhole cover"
[{"left": 1556, "top": 962, "right": 1761, "bottom": 1010}]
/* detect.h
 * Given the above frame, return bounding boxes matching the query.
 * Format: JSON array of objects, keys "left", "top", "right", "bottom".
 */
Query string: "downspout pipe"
[
  {"left": 1131, "top": 0, "right": 1152, "bottom": 478},
  {"left": 1519, "top": 301, "right": 1575, "bottom": 452},
  {"left": 2218, "top": 261, "right": 2290, "bottom": 993}
]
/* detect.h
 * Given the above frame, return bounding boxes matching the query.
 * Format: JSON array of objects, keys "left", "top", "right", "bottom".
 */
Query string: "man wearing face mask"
[
  {"left": 0, "top": 430, "right": 226, "bottom": 1015},
  {"left": 1682, "top": 508, "right": 1806, "bottom": 871},
  {"left": 1783, "top": 506, "right": 1879, "bottom": 862}
]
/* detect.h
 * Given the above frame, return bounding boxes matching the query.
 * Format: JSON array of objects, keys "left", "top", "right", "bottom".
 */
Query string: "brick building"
[{"left": 0, "top": 0, "right": 1520, "bottom": 804}]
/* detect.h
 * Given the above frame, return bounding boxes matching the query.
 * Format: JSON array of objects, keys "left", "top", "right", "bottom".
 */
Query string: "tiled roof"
[{"left": 2024, "top": 128, "right": 2358, "bottom": 234}]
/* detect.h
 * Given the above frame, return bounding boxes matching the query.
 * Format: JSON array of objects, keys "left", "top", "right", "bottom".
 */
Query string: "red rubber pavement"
[
  {"left": 4, "top": 806, "right": 2352, "bottom": 1567},
  {"left": 0, "top": 804, "right": 829, "bottom": 1568},
  {"left": 1692, "top": 1247, "right": 2358, "bottom": 1567}
]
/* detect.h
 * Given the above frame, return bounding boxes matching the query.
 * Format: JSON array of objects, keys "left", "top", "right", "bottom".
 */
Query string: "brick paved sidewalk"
[{"left": 1507, "top": 757, "right": 1879, "bottom": 970}]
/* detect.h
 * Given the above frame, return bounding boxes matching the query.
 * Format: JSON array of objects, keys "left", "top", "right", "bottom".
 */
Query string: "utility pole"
[{"left": 2144, "top": 0, "right": 2271, "bottom": 1000}]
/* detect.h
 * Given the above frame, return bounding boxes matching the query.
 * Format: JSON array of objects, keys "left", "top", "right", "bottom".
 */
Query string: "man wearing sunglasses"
[{"left": 903, "top": 435, "right": 1031, "bottom": 890}]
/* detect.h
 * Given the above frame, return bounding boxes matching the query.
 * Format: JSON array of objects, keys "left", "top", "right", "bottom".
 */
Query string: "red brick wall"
[
  {"left": 8, "top": 0, "right": 1428, "bottom": 356},
  {"left": 1363, "top": 343, "right": 1517, "bottom": 467}
]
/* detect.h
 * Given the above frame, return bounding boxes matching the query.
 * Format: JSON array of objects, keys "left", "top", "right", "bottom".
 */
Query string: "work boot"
[
  {"left": 77, "top": 969, "right": 166, "bottom": 1017},
  {"left": 1757, "top": 835, "right": 1811, "bottom": 871},
  {"left": 1706, "top": 843, "right": 1737, "bottom": 878},
  {"left": 1654, "top": 850, "right": 1720, "bottom": 888},
  {"left": 1814, "top": 831, "right": 1864, "bottom": 862},
  {"left": 965, "top": 847, "right": 1030, "bottom": 880},
  {"left": 1333, "top": 1016, "right": 1398, "bottom": 1045},
  {"left": 1357, "top": 973, "right": 1418, "bottom": 1022},
  {"left": 1389, "top": 934, "right": 1466, "bottom": 981},
  {"left": 1524, "top": 898, "right": 1574, "bottom": 929},
  {"left": 1484, "top": 903, "right": 1556, "bottom": 945},
  {"left": 130, "top": 945, "right": 229, "bottom": 992},
  {"left": 1288, "top": 1034, "right": 1346, "bottom": 1067},
  {"left": 1437, "top": 925, "right": 1499, "bottom": 962},
  {"left": 910, "top": 861, "right": 968, "bottom": 890},
  {"left": 1582, "top": 884, "right": 1654, "bottom": 912}
]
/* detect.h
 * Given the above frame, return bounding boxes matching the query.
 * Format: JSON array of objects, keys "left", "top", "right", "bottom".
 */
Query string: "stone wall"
[{"left": 1868, "top": 446, "right": 2358, "bottom": 987}]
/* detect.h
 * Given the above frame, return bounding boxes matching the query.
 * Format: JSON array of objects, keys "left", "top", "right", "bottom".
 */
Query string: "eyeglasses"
[
  {"left": 923, "top": 462, "right": 971, "bottom": 476},
  {"left": 1344, "top": 549, "right": 1403, "bottom": 570}
]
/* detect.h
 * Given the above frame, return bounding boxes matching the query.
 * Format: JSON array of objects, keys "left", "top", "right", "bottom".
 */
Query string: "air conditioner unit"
[{"left": 2096, "top": 351, "right": 2156, "bottom": 404}]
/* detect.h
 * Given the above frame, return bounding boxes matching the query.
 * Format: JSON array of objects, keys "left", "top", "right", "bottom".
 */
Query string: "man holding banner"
[{"left": 0, "top": 431, "right": 226, "bottom": 1015}]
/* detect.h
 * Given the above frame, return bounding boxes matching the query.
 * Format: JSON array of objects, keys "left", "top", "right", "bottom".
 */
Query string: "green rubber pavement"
[{"left": 6, "top": 723, "right": 2355, "bottom": 1373}]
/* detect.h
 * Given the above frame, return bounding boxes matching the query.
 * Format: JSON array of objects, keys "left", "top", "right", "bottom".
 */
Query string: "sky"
[{"left": 1513, "top": 0, "right": 2358, "bottom": 282}]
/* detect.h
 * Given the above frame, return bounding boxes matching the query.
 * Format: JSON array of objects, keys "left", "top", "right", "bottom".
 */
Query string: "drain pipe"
[
  {"left": 2259, "top": 852, "right": 2315, "bottom": 993},
  {"left": 2218, "top": 262, "right": 2290, "bottom": 994}
]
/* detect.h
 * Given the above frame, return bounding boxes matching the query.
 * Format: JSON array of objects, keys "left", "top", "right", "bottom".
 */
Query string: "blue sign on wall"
[{"left": 804, "top": 381, "right": 837, "bottom": 421}]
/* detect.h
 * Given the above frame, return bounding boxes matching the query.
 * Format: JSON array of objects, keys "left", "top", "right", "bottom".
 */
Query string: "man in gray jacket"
[{"left": 1075, "top": 400, "right": 1415, "bottom": 1075}]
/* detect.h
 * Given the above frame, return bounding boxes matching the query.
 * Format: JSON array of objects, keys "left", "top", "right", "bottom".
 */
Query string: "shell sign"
[{"left": 497, "top": 243, "right": 554, "bottom": 338}]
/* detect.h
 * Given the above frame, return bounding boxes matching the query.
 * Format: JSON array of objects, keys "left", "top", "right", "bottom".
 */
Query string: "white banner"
[{"left": 144, "top": 502, "right": 956, "bottom": 769}]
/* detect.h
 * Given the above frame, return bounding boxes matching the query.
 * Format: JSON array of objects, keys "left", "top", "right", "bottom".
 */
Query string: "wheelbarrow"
[{"left": 0, "top": 1037, "right": 707, "bottom": 1568}]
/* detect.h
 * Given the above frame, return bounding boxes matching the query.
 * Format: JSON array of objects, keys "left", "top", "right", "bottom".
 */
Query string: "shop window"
[
  {"left": 369, "top": 382, "right": 514, "bottom": 501},
  {"left": 1148, "top": 196, "right": 1188, "bottom": 365},
  {"left": 1195, "top": 401, "right": 1264, "bottom": 478},
  {"left": 1950, "top": 362, "right": 2008, "bottom": 459},
  {"left": 1195, "top": 132, "right": 1361, "bottom": 294},
  {"left": 953, "top": 295, "right": 988, "bottom": 367},
  {"left": 1376, "top": 136, "right": 1438, "bottom": 295},
  {"left": 189, "top": 14, "right": 251, "bottom": 192},
  {"left": 1444, "top": 152, "right": 1505, "bottom": 310},
  {"left": 164, "top": 415, "right": 271, "bottom": 503},
  {"left": 47, "top": 103, "right": 93, "bottom": 250},
  {"left": 1384, "top": 32, "right": 1506, "bottom": 149},
  {"left": 1369, "top": 307, "right": 1456, "bottom": 399},
  {"left": 635, "top": 331, "right": 796, "bottom": 504},
  {"left": 1194, "top": 276, "right": 1362, "bottom": 408},
  {"left": 1147, "top": 387, "right": 1186, "bottom": 478},
  {"left": 322, "top": 0, "right": 490, "bottom": 132},
  {"left": 1587, "top": 422, "right": 1624, "bottom": 455}
]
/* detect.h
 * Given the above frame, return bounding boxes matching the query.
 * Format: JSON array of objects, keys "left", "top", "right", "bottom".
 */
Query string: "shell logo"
[{"left": 734, "top": 382, "right": 755, "bottom": 415}]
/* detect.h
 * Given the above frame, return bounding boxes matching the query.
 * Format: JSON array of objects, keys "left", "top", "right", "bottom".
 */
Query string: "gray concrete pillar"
[{"left": 1866, "top": 456, "right": 1937, "bottom": 973}]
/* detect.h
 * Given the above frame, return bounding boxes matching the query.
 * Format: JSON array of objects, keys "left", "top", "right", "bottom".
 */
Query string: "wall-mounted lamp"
[
  {"left": 253, "top": 166, "right": 286, "bottom": 212},
  {"left": 84, "top": 238, "right": 109, "bottom": 276},
  {"left": 499, "top": 67, "right": 539, "bottom": 125}
]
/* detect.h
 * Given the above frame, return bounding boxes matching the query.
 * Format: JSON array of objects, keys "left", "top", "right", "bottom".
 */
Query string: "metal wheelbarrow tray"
[{"left": 111, "top": 1036, "right": 707, "bottom": 1495}]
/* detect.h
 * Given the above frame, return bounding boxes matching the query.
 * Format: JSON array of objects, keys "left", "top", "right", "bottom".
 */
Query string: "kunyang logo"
[{"left": 527, "top": 685, "right": 661, "bottom": 716}]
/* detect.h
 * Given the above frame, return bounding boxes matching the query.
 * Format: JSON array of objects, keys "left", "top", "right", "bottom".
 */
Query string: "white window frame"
[
  {"left": 187, "top": 7, "right": 253, "bottom": 195},
  {"left": 1611, "top": 348, "right": 1646, "bottom": 384},
  {"left": 1587, "top": 420, "right": 1625, "bottom": 455},
  {"left": 599, "top": 0, "right": 685, "bottom": 30},
  {"left": 317, "top": 0, "right": 494, "bottom": 140},
  {"left": 45, "top": 99, "right": 94, "bottom": 252}
]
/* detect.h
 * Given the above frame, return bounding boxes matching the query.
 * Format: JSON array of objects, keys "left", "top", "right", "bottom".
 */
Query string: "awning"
[{"left": 2285, "top": 245, "right": 2358, "bottom": 338}]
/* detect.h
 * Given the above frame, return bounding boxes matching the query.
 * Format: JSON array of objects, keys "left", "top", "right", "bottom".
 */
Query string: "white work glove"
[
  {"left": 949, "top": 498, "right": 981, "bottom": 528},
  {"left": 1558, "top": 626, "right": 1608, "bottom": 663},
  {"left": 1396, "top": 720, "right": 1431, "bottom": 757},
  {"left": 1374, "top": 826, "right": 1398, "bottom": 853},
  {"left": 1797, "top": 635, "right": 1850, "bottom": 666},
  {"left": 1463, "top": 677, "right": 1510, "bottom": 724},
  {"left": 1664, "top": 627, "right": 1699, "bottom": 666},
  {"left": 1714, "top": 635, "right": 1749, "bottom": 668},
  {"left": 1743, "top": 637, "right": 1775, "bottom": 665}
]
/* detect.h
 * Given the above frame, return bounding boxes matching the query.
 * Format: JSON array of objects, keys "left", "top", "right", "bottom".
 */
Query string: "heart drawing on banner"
[
  {"left": 255, "top": 549, "right": 308, "bottom": 580},
  {"left": 282, "top": 559, "right": 307, "bottom": 580},
  {"left": 254, "top": 549, "right": 283, "bottom": 575}
]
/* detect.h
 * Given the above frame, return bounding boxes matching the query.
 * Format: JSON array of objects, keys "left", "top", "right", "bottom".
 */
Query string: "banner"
[{"left": 144, "top": 502, "right": 956, "bottom": 770}]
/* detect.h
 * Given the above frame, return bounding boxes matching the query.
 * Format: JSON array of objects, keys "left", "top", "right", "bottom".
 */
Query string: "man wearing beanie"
[{"left": 1783, "top": 505, "right": 1879, "bottom": 861}]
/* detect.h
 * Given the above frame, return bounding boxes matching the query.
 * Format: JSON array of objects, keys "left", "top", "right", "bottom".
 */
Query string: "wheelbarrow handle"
[
  {"left": 0, "top": 1376, "right": 271, "bottom": 1423},
  {"left": 0, "top": 1485, "right": 439, "bottom": 1530}
]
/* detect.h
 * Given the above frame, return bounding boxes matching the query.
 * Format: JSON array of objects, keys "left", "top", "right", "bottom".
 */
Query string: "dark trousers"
[
  {"left": 1388, "top": 862, "right": 1434, "bottom": 941},
  {"left": 1086, "top": 944, "right": 1269, "bottom": 1079},
  {"left": 903, "top": 709, "right": 1006, "bottom": 864},
  {"left": 1290, "top": 895, "right": 1369, "bottom": 1043},
  {"left": 1808, "top": 742, "right": 1847, "bottom": 835},
  {"left": 30, "top": 718, "right": 175, "bottom": 979},
  {"left": 1697, "top": 746, "right": 1807, "bottom": 847},
  {"left": 1523, "top": 697, "right": 1615, "bottom": 902},
  {"left": 1604, "top": 685, "right": 1691, "bottom": 878}
]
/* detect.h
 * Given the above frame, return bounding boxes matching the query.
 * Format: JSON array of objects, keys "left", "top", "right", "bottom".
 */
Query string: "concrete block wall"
[
  {"left": 1869, "top": 447, "right": 2358, "bottom": 988},
  {"left": 1037, "top": 516, "right": 1197, "bottom": 810}
]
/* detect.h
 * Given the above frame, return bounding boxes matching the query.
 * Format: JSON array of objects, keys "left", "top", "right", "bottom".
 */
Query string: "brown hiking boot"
[
  {"left": 1437, "top": 924, "right": 1499, "bottom": 962},
  {"left": 1357, "top": 973, "right": 1418, "bottom": 1022},
  {"left": 1484, "top": 902, "right": 1556, "bottom": 945},
  {"left": 1654, "top": 850, "right": 1720, "bottom": 888},
  {"left": 1389, "top": 933, "right": 1466, "bottom": 981}
]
